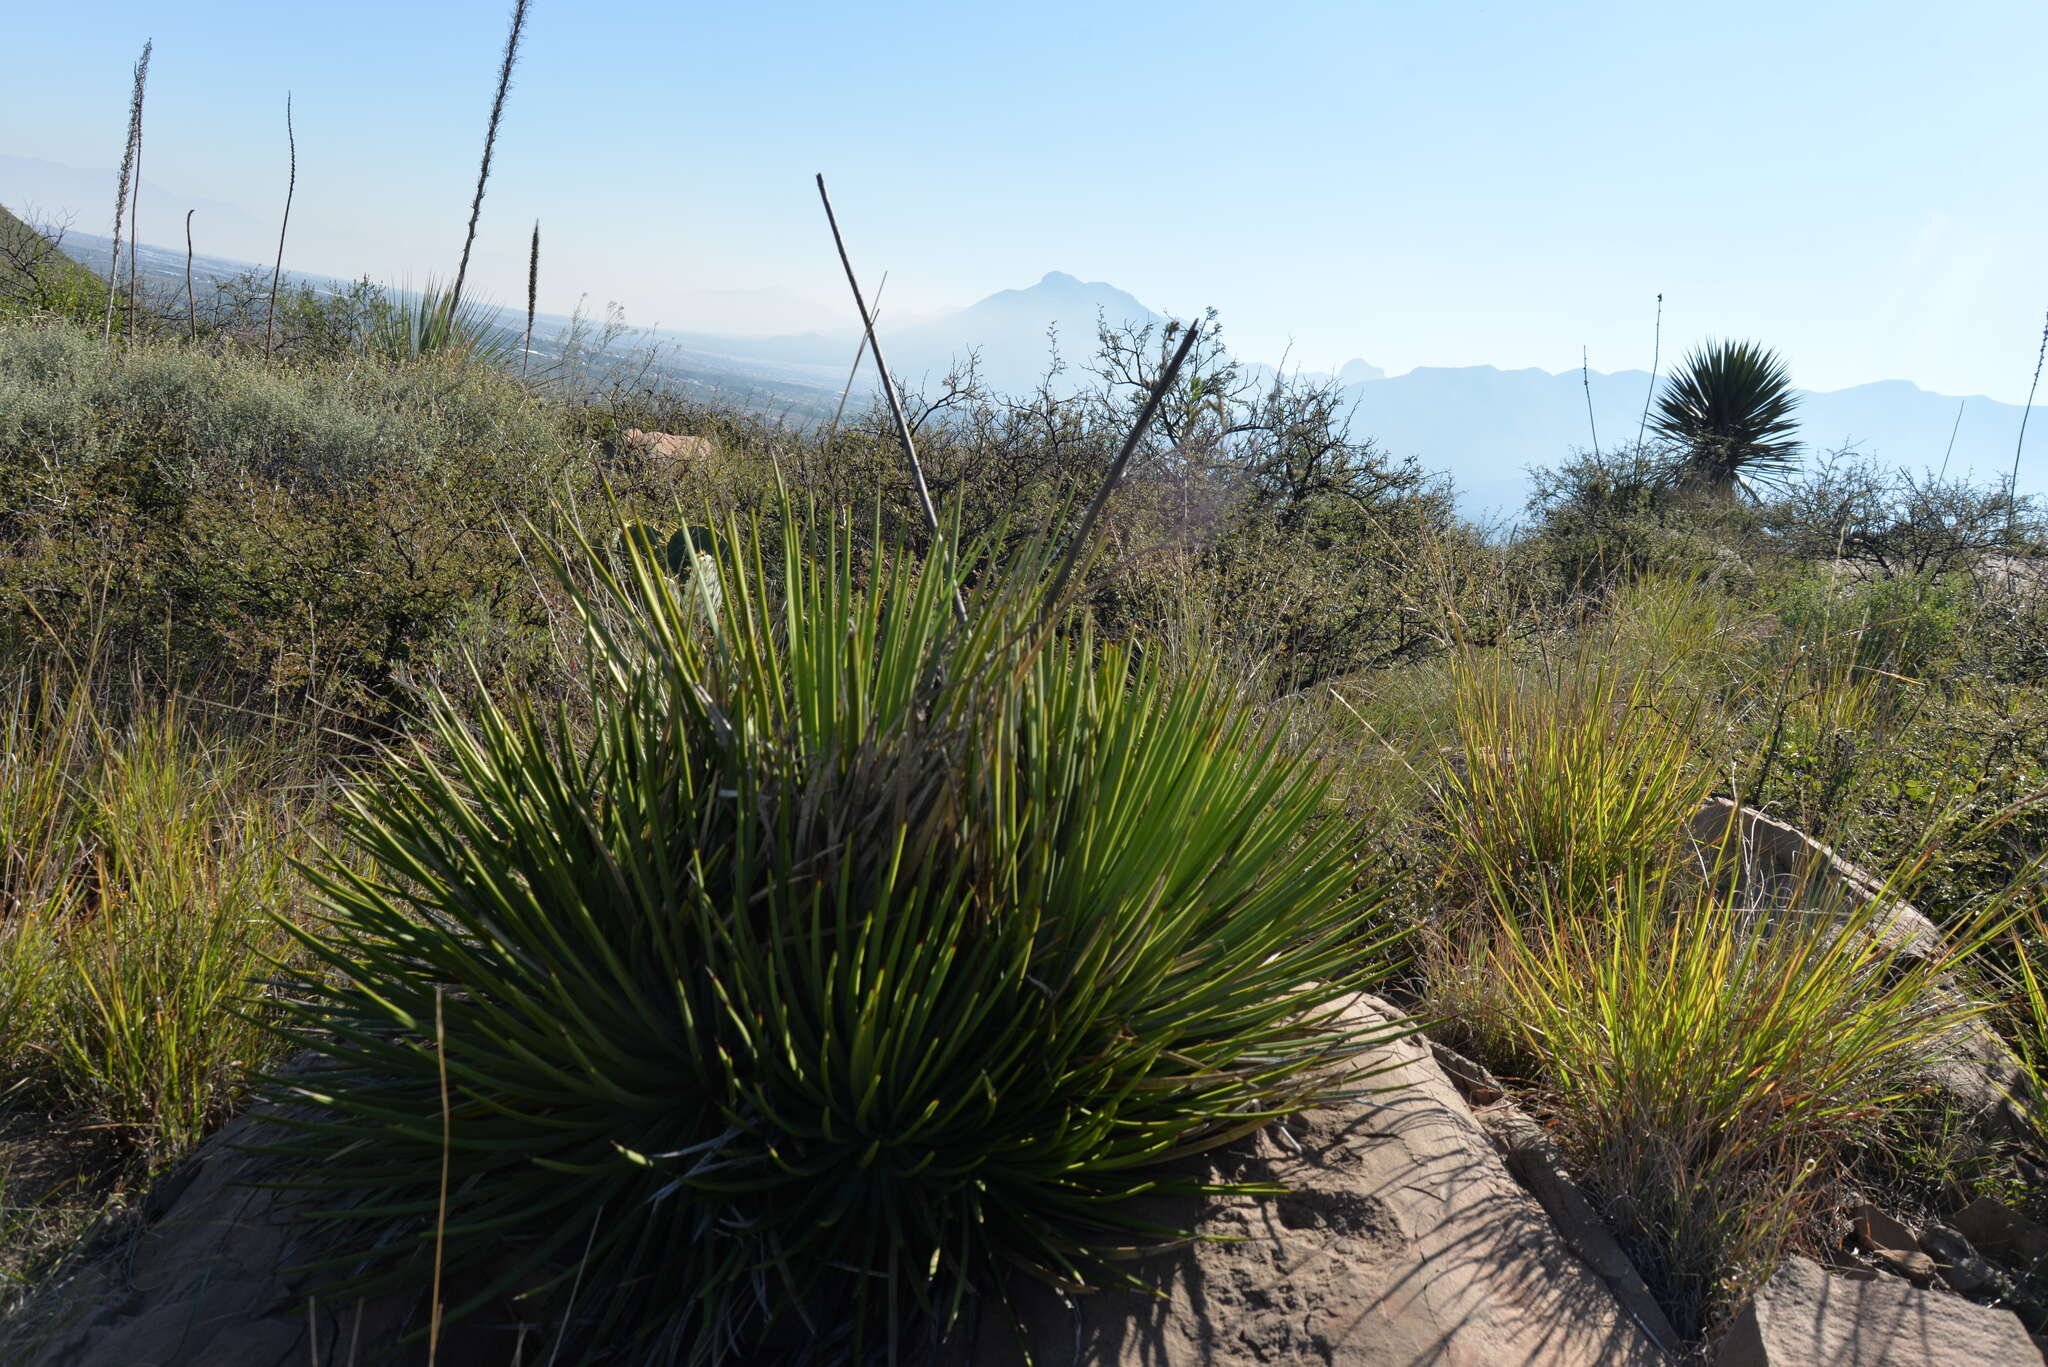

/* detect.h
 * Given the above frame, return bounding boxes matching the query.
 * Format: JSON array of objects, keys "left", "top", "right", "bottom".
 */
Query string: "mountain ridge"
[{"left": 20, "top": 228, "right": 2040, "bottom": 519}]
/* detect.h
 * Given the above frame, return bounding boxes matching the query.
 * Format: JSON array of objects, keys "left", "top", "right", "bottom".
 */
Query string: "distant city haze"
[{"left": 4, "top": 1, "right": 2046, "bottom": 432}]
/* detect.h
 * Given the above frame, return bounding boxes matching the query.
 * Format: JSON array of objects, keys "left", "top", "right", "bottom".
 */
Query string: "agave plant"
[
  {"left": 265, "top": 513, "right": 1403, "bottom": 1363},
  {"left": 361, "top": 278, "right": 513, "bottom": 365},
  {"left": 1651, "top": 339, "right": 1801, "bottom": 497}
]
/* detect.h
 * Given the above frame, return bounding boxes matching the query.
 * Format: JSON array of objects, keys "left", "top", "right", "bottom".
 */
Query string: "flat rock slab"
[
  {"left": 1714, "top": 1255, "right": 2038, "bottom": 1367},
  {"left": 948, "top": 994, "right": 1667, "bottom": 1366}
]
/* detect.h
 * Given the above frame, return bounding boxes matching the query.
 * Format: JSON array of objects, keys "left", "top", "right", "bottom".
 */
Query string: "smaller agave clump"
[{"left": 267, "top": 513, "right": 1402, "bottom": 1363}]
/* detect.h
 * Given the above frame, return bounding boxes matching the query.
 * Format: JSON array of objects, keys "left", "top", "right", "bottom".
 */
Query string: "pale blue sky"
[{"left": 4, "top": 0, "right": 2046, "bottom": 404}]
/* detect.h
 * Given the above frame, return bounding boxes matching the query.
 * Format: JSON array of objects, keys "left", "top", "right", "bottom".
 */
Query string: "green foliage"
[
  {"left": 1438, "top": 587, "right": 1719, "bottom": 910},
  {"left": 361, "top": 279, "right": 515, "bottom": 366},
  {"left": 266, "top": 514, "right": 1405, "bottom": 1361},
  {"left": 0, "top": 674, "right": 307, "bottom": 1156},
  {"left": 1652, "top": 339, "right": 1802, "bottom": 494},
  {"left": 0, "top": 318, "right": 569, "bottom": 713},
  {"left": 0, "top": 207, "right": 102, "bottom": 325},
  {"left": 1524, "top": 444, "right": 1760, "bottom": 595},
  {"left": 1776, "top": 571, "right": 1968, "bottom": 681}
]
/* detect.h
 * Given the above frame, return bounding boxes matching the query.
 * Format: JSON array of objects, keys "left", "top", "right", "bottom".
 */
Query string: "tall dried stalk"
[
  {"left": 815, "top": 180, "right": 951, "bottom": 535},
  {"left": 102, "top": 40, "right": 151, "bottom": 344},
  {"left": 183, "top": 209, "right": 196, "bottom": 340},
  {"left": 522, "top": 219, "right": 539, "bottom": 377},
  {"left": 126, "top": 48, "right": 148, "bottom": 332},
  {"left": 1939, "top": 398, "right": 1964, "bottom": 478},
  {"left": 450, "top": 0, "right": 532, "bottom": 315},
  {"left": 822, "top": 270, "right": 887, "bottom": 462},
  {"left": 263, "top": 94, "right": 296, "bottom": 360}
]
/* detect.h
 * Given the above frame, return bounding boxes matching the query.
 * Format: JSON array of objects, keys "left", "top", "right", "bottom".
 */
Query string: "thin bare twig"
[
  {"left": 1044, "top": 318, "right": 1203, "bottom": 612},
  {"left": 821, "top": 270, "right": 886, "bottom": 461},
  {"left": 1581, "top": 345, "right": 1600, "bottom": 458},
  {"left": 451, "top": 0, "right": 532, "bottom": 314},
  {"left": 814, "top": 174, "right": 964, "bottom": 620},
  {"left": 1636, "top": 292, "right": 1662, "bottom": 447},
  {"left": 264, "top": 94, "right": 296, "bottom": 360}
]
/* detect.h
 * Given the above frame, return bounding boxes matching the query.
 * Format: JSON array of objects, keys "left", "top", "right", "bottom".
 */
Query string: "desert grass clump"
[
  {"left": 264, "top": 511, "right": 1405, "bottom": 1362},
  {"left": 0, "top": 672, "right": 310, "bottom": 1156},
  {"left": 1424, "top": 581, "right": 1995, "bottom": 1333},
  {"left": 1437, "top": 586, "right": 1720, "bottom": 911},
  {"left": 1446, "top": 857, "right": 1987, "bottom": 1337}
]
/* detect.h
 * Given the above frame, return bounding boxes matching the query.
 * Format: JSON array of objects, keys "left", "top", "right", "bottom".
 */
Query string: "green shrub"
[
  {"left": 1775, "top": 571, "right": 1968, "bottom": 681},
  {"left": 1524, "top": 444, "right": 1761, "bottom": 596},
  {"left": 266, "top": 514, "right": 1405, "bottom": 1361},
  {"left": 0, "top": 318, "right": 572, "bottom": 712}
]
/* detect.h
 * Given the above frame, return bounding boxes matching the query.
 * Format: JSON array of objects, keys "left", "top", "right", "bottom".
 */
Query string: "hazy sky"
[{"left": 5, "top": 0, "right": 2046, "bottom": 403}]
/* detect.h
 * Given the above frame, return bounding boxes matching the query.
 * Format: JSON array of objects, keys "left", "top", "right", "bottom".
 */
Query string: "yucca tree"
[
  {"left": 263, "top": 513, "right": 1405, "bottom": 1363},
  {"left": 1651, "top": 340, "right": 1801, "bottom": 497}
]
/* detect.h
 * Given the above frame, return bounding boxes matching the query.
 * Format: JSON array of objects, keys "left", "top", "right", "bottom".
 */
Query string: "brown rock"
[
  {"left": 1870, "top": 1247, "right": 1939, "bottom": 1283},
  {"left": 947, "top": 994, "right": 1668, "bottom": 1366},
  {"left": 619, "top": 427, "right": 712, "bottom": 461},
  {"left": 1478, "top": 1098, "right": 1680, "bottom": 1354},
  {"left": 1955, "top": 1195, "right": 2048, "bottom": 1266},
  {"left": 0, "top": 1102, "right": 534, "bottom": 1367},
  {"left": 1850, "top": 1203, "right": 1919, "bottom": 1254},
  {"left": 1920, "top": 1223, "right": 1998, "bottom": 1296},
  {"left": 1429, "top": 1038, "right": 1506, "bottom": 1105},
  {"left": 1714, "top": 1254, "right": 2038, "bottom": 1366}
]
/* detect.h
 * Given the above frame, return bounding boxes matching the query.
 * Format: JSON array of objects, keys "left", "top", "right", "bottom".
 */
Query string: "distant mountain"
[
  {"left": 647, "top": 270, "right": 1161, "bottom": 395},
  {"left": 17, "top": 228, "right": 2041, "bottom": 518},
  {"left": 1335, "top": 363, "right": 2043, "bottom": 524},
  {"left": 884, "top": 271, "right": 1160, "bottom": 391}
]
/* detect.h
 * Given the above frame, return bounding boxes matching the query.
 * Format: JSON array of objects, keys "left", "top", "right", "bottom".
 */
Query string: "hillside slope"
[{"left": 0, "top": 203, "right": 102, "bottom": 317}]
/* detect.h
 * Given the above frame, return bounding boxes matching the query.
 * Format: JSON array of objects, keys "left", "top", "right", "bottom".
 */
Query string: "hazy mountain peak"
[{"left": 961, "top": 271, "right": 1156, "bottom": 322}]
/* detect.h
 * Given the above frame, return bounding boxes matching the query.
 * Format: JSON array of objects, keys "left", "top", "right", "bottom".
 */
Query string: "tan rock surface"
[
  {"left": 620, "top": 427, "right": 713, "bottom": 462},
  {"left": 948, "top": 994, "right": 1668, "bottom": 1366},
  {"left": 1714, "top": 1254, "right": 2038, "bottom": 1367}
]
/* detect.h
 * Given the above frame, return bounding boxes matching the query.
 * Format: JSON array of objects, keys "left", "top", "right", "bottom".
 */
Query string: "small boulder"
[
  {"left": 619, "top": 427, "right": 712, "bottom": 461},
  {"left": 1919, "top": 1223, "right": 1998, "bottom": 1296},
  {"left": 1714, "top": 1254, "right": 2037, "bottom": 1367},
  {"left": 1955, "top": 1195, "right": 2048, "bottom": 1267}
]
